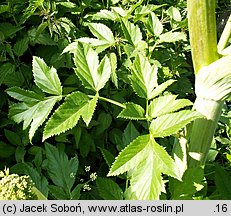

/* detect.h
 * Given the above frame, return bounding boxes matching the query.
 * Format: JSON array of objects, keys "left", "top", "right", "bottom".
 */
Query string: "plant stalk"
[
  {"left": 188, "top": 98, "right": 223, "bottom": 167},
  {"left": 187, "top": 0, "right": 219, "bottom": 74},
  {"left": 187, "top": 0, "right": 221, "bottom": 167}
]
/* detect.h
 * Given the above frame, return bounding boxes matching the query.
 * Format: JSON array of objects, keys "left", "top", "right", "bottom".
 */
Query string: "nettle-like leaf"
[
  {"left": 148, "top": 95, "right": 192, "bottom": 119},
  {"left": 150, "top": 110, "right": 204, "bottom": 137},
  {"left": 129, "top": 54, "right": 158, "bottom": 99},
  {"left": 7, "top": 87, "right": 61, "bottom": 142},
  {"left": 43, "top": 91, "right": 97, "bottom": 141},
  {"left": 45, "top": 143, "right": 78, "bottom": 194},
  {"left": 159, "top": 31, "right": 186, "bottom": 43},
  {"left": 74, "top": 43, "right": 111, "bottom": 92},
  {"left": 146, "top": 12, "right": 163, "bottom": 37},
  {"left": 88, "top": 22, "right": 116, "bottom": 45},
  {"left": 118, "top": 102, "right": 145, "bottom": 120},
  {"left": 78, "top": 23, "right": 116, "bottom": 53},
  {"left": 108, "top": 134, "right": 180, "bottom": 199},
  {"left": 33, "top": 56, "right": 62, "bottom": 96},
  {"left": 120, "top": 18, "right": 142, "bottom": 47}
]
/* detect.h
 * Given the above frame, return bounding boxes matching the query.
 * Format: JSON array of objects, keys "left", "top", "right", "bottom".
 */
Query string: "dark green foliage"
[{"left": 0, "top": 0, "right": 230, "bottom": 200}]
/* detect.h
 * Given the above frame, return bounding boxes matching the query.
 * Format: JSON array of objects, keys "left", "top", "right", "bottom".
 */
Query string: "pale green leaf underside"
[
  {"left": 33, "top": 56, "right": 62, "bottom": 96},
  {"left": 196, "top": 55, "right": 231, "bottom": 101},
  {"left": 118, "top": 102, "right": 145, "bottom": 120},
  {"left": 43, "top": 91, "right": 90, "bottom": 141},
  {"left": 150, "top": 110, "right": 204, "bottom": 137},
  {"left": 148, "top": 95, "right": 192, "bottom": 118}
]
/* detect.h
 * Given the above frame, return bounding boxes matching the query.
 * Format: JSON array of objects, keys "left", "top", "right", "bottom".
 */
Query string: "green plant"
[{"left": 2, "top": 0, "right": 231, "bottom": 200}]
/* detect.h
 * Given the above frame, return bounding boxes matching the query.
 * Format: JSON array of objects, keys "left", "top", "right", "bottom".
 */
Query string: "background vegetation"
[{"left": 0, "top": 0, "right": 231, "bottom": 200}]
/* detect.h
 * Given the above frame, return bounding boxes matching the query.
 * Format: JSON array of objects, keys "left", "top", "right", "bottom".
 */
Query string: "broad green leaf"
[
  {"left": 159, "top": 31, "right": 186, "bottom": 43},
  {"left": 81, "top": 94, "right": 98, "bottom": 126},
  {"left": 43, "top": 91, "right": 90, "bottom": 141},
  {"left": 148, "top": 95, "right": 192, "bottom": 118},
  {"left": 13, "top": 38, "right": 29, "bottom": 57},
  {"left": 120, "top": 18, "right": 142, "bottom": 46},
  {"left": 6, "top": 87, "right": 43, "bottom": 104},
  {"left": 0, "top": 63, "right": 16, "bottom": 85},
  {"left": 130, "top": 54, "right": 158, "bottom": 99},
  {"left": 108, "top": 134, "right": 150, "bottom": 176},
  {"left": 149, "top": 79, "right": 175, "bottom": 99},
  {"left": 96, "top": 177, "right": 123, "bottom": 200},
  {"left": 215, "top": 165, "right": 231, "bottom": 199},
  {"left": 74, "top": 43, "right": 111, "bottom": 91},
  {"left": 45, "top": 143, "right": 78, "bottom": 193},
  {"left": 88, "top": 23, "right": 115, "bottom": 45},
  {"left": 150, "top": 110, "right": 204, "bottom": 137},
  {"left": 118, "top": 102, "right": 145, "bottom": 120},
  {"left": 33, "top": 56, "right": 62, "bottom": 95},
  {"left": 146, "top": 12, "right": 163, "bottom": 36},
  {"left": 4, "top": 129, "right": 21, "bottom": 146}
]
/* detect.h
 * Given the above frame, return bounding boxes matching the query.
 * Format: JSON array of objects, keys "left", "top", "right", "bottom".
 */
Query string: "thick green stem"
[
  {"left": 187, "top": 0, "right": 219, "bottom": 74},
  {"left": 188, "top": 98, "right": 223, "bottom": 167},
  {"left": 187, "top": 0, "right": 221, "bottom": 167}
]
